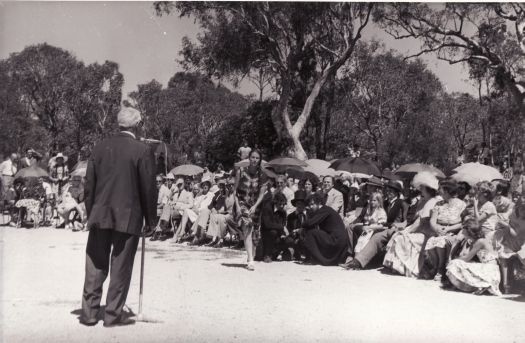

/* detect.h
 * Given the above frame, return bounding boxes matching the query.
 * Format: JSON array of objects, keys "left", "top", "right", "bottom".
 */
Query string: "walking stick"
[
  {"left": 133, "top": 226, "right": 162, "bottom": 324},
  {"left": 138, "top": 230, "right": 145, "bottom": 321}
]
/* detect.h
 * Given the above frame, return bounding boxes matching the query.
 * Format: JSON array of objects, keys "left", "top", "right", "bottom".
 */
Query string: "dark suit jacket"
[
  {"left": 385, "top": 198, "right": 407, "bottom": 225},
  {"left": 85, "top": 132, "right": 157, "bottom": 235},
  {"left": 260, "top": 200, "right": 287, "bottom": 232},
  {"left": 286, "top": 211, "right": 307, "bottom": 231}
]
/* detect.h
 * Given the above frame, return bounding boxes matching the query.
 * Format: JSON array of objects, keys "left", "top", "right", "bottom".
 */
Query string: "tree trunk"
[
  {"left": 290, "top": 128, "right": 308, "bottom": 160},
  {"left": 271, "top": 74, "right": 292, "bottom": 144},
  {"left": 313, "top": 107, "right": 323, "bottom": 159},
  {"left": 320, "top": 75, "right": 335, "bottom": 160}
]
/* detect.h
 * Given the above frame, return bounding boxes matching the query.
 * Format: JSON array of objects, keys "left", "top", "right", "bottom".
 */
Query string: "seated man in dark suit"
[
  {"left": 341, "top": 180, "right": 407, "bottom": 270},
  {"left": 260, "top": 192, "right": 288, "bottom": 263}
]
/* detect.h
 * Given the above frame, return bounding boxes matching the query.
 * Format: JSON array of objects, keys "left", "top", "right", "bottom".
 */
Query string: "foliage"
[
  {"left": 0, "top": 43, "right": 123, "bottom": 166},
  {"left": 129, "top": 72, "right": 250, "bottom": 167},
  {"left": 376, "top": 3, "right": 525, "bottom": 113},
  {"left": 155, "top": 1, "right": 375, "bottom": 159}
]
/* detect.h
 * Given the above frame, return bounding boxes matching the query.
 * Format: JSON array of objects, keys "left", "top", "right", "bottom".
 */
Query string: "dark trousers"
[
  {"left": 346, "top": 224, "right": 364, "bottom": 256},
  {"left": 261, "top": 229, "right": 284, "bottom": 258},
  {"left": 81, "top": 228, "right": 139, "bottom": 324}
]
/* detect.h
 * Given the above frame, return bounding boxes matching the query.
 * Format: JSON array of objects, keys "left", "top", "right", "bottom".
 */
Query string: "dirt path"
[{"left": 1, "top": 226, "right": 524, "bottom": 342}]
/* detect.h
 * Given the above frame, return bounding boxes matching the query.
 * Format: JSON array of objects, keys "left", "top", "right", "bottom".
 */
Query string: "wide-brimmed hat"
[
  {"left": 364, "top": 176, "right": 383, "bottom": 188},
  {"left": 385, "top": 179, "right": 403, "bottom": 193},
  {"left": 165, "top": 173, "right": 175, "bottom": 180},
  {"left": 201, "top": 176, "right": 212, "bottom": 186},
  {"left": 291, "top": 190, "right": 307, "bottom": 206},
  {"left": 412, "top": 171, "right": 439, "bottom": 190},
  {"left": 55, "top": 152, "right": 66, "bottom": 159}
]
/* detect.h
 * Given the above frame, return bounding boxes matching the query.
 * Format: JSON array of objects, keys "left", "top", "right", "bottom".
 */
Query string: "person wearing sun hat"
[
  {"left": 157, "top": 173, "right": 173, "bottom": 213},
  {"left": 81, "top": 106, "right": 157, "bottom": 327},
  {"left": 49, "top": 152, "right": 70, "bottom": 198},
  {"left": 383, "top": 171, "right": 442, "bottom": 277}
]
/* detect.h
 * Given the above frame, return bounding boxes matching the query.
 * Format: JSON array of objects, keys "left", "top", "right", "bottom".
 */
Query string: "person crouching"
[{"left": 260, "top": 192, "right": 288, "bottom": 263}]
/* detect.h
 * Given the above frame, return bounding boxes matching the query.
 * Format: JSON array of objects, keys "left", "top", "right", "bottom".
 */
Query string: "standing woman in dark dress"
[
  {"left": 301, "top": 192, "right": 349, "bottom": 265},
  {"left": 234, "top": 149, "right": 269, "bottom": 271}
]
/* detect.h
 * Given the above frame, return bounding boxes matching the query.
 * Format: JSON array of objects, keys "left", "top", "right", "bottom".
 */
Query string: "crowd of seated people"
[{"left": 147, "top": 165, "right": 525, "bottom": 296}]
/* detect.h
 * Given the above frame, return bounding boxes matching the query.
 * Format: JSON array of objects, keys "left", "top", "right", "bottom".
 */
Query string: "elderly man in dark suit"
[{"left": 80, "top": 107, "right": 157, "bottom": 327}]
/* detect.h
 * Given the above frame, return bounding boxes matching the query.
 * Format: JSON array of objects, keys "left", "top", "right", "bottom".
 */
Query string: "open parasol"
[
  {"left": 169, "top": 164, "right": 204, "bottom": 177},
  {"left": 267, "top": 157, "right": 308, "bottom": 169},
  {"left": 14, "top": 166, "right": 48, "bottom": 179},
  {"left": 450, "top": 162, "right": 503, "bottom": 186}
]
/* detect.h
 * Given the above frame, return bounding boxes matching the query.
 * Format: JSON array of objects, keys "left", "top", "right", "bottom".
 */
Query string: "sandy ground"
[{"left": 1, "top": 225, "right": 525, "bottom": 343}]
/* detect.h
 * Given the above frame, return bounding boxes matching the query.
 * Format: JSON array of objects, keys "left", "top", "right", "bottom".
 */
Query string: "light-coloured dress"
[
  {"left": 383, "top": 196, "right": 441, "bottom": 277},
  {"left": 425, "top": 198, "right": 466, "bottom": 250},
  {"left": 446, "top": 245, "right": 502, "bottom": 296},
  {"left": 354, "top": 207, "right": 387, "bottom": 253}
]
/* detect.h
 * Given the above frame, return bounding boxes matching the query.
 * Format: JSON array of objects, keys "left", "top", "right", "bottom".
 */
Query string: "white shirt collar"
[{"left": 121, "top": 131, "right": 136, "bottom": 139}]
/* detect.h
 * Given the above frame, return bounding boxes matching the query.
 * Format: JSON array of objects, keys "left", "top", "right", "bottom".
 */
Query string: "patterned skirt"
[
  {"left": 446, "top": 259, "right": 502, "bottom": 296},
  {"left": 237, "top": 201, "right": 261, "bottom": 245},
  {"left": 383, "top": 231, "right": 428, "bottom": 278}
]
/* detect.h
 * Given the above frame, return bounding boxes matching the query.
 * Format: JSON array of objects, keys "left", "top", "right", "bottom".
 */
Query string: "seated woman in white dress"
[
  {"left": 174, "top": 180, "right": 214, "bottom": 243},
  {"left": 424, "top": 179, "right": 466, "bottom": 280},
  {"left": 445, "top": 216, "right": 502, "bottom": 296},
  {"left": 383, "top": 171, "right": 441, "bottom": 278}
]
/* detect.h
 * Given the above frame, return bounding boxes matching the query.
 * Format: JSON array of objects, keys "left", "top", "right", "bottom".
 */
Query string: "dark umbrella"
[
  {"left": 266, "top": 165, "right": 304, "bottom": 178},
  {"left": 329, "top": 157, "right": 381, "bottom": 176},
  {"left": 381, "top": 169, "right": 402, "bottom": 181},
  {"left": 14, "top": 166, "right": 48, "bottom": 179}
]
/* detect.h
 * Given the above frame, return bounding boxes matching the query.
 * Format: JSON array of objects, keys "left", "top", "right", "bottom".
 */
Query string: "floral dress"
[
  {"left": 425, "top": 197, "right": 466, "bottom": 250},
  {"left": 446, "top": 241, "right": 502, "bottom": 296},
  {"left": 235, "top": 166, "right": 268, "bottom": 243}
]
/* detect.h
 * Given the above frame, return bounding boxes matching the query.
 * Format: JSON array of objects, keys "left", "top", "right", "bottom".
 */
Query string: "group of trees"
[
  {"left": 0, "top": 43, "right": 123, "bottom": 165},
  {"left": 1, "top": 2, "right": 524, "bottom": 171}
]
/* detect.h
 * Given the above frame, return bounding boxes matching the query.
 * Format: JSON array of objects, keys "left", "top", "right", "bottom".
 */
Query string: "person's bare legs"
[{"left": 242, "top": 221, "right": 255, "bottom": 270}]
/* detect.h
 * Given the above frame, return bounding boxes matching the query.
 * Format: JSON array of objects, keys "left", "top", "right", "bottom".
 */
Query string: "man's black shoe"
[
  {"left": 103, "top": 317, "right": 136, "bottom": 328},
  {"left": 79, "top": 317, "right": 98, "bottom": 326}
]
